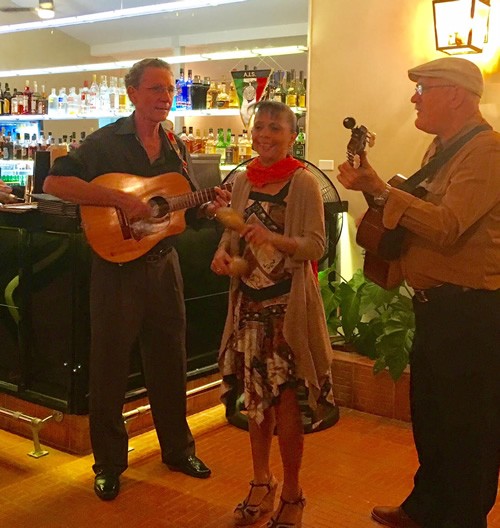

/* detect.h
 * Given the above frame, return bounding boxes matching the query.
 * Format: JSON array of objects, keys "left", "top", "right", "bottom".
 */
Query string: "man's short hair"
[{"left": 125, "top": 58, "right": 173, "bottom": 88}]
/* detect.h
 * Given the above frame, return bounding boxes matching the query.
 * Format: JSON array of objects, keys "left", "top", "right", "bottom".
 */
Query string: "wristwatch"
[{"left": 373, "top": 184, "right": 392, "bottom": 207}]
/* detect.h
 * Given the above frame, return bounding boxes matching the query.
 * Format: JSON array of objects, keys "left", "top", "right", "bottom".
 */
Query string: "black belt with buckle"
[
  {"left": 145, "top": 245, "right": 173, "bottom": 263},
  {"left": 413, "top": 283, "right": 471, "bottom": 303}
]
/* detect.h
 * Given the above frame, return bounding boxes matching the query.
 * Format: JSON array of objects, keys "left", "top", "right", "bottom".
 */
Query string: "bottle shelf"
[
  {"left": 0, "top": 106, "right": 305, "bottom": 122},
  {"left": 0, "top": 108, "right": 242, "bottom": 122}
]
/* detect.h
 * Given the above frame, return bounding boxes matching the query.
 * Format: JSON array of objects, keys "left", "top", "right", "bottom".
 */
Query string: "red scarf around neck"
[{"left": 246, "top": 155, "right": 305, "bottom": 188}]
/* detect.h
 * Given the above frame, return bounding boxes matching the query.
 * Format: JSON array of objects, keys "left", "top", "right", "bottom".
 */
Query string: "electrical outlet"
[{"left": 318, "top": 159, "right": 334, "bottom": 171}]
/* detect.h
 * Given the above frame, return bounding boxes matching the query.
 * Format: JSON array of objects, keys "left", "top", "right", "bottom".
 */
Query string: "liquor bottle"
[
  {"left": 79, "top": 131, "right": 87, "bottom": 145},
  {"left": 293, "top": 127, "right": 306, "bottom": 159},
  {"left": 38, "top": 132, "right": 47, "bottom": 151},
  {"left": 67, "top": 87, "right": 79, "bottom": 115},
  {"left": 28, "top": 134, "right": 38, "bottom": 160},
  {"left": 22, "top": 133, "right": 30, "bottom": 160},
  {"left": 3, "top": 132, "right": 13, "bottom": 160},
  {"left": 176, "top": 68, "right": 186, "bottom": 110},
  {"left": 216, "top": 80, "right": 229, "bottom": 109},
  {"left": 22, "top": 80, "right": 33, "bottom": 114},
  {"left": 228, "top": 80, "right": 239, "bottom": 108},
  {"left": 205, "top": 128, "right": 215, "bottom": 154},
  {"left": 37, "top": 84, "right": 48, "bottom": 115},
  {"left": 3, "top": 83, "right": 11, "bottom": 115},
  {"left": 179, "top": 126, "right": 188, "bottom": 144},
  {"left": 201, "top": 129, "right": 208, "bottom": 153},
  {"left": 225, "top": 133, "right": 236, "bottom": 165},
  {"left": 47, "top": 88, "right": 58, "bottom": 115},
  {"left": 14, "top": 133, "right": 23, "bottom": 160},
  {"left": 296, "top": 70, "right": 306, "bottom": 108},
  {"left": 286, "top": 70, "right": 297, "bottom": 108},
  {"left": 31, "top": 81, "right": 41, "bottom": 115},
  {"left": 182, "top": 69, "right": 193, "bottom": 110},
  {"left": 10, "top": 88, "right": 19, "bottom": 114},
  {"left": 79, "top": 80, "right": 89, "bottom": 114},
  {"left": 108, "top": 76, "right": 119, "bottom": 114},
  {"left": 215, "top": 128, "right": 226, "bottom": 162},
  {"left": 88, "top": 74, "right": 99, "bottom": 113},
  {"left": 69, "top": 132, "right": 79, "bottom": 151},
  {"left": 118, "top": 78, "right": 127, "bottom": 113},
  {"left": 232, "top": 134, "right": 239, "bottom": 164},
  {"left": 191, "top": 128, "right": 202, "bottom": 154},
  {"left": 237, "top": 134, "right": 247, "bottom": 163},
  {"left": 207, "top": 79, "right": 219, "bottom": 109},
  {"left": 99, "top": 75, "right": 110, "bottom": 113},
  {"left": 186, "top": 126, "right": 195, "bottom": 153},
  {"left": 57, "top": 87, "right": 68, "bottom": 114},
  {"left": 190, "top": 75, "right": 208, "bottom": 110},
  {"left": 0, "top": 83, "right": 4, "bottom": 115}
]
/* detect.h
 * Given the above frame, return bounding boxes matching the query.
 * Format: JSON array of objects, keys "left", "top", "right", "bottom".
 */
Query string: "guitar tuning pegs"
[
  {"left": 367, "top": 132, "right": 377, "bottom": 148},
  {"left": 352, "top": 154, "right": 361, "bottom": 169},
  {"left": 343, "top": 117, "right": 357, "bottom": 130}
]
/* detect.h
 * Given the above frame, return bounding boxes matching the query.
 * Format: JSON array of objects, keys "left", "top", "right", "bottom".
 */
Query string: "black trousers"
[
  {"left": 402, "top": 288, "right": 500, "bottom": 528},
  {"left": 88, "top": 249, "right": 195, "bottom": 475}
]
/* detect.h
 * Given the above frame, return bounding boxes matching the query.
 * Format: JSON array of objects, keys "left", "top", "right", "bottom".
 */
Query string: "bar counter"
[{"left": 0, "top": 205, "right": 228, "bottom": 416}]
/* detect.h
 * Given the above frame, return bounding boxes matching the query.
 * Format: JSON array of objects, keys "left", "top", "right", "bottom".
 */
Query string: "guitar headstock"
[{"left": 343, "top": 117, "right": 375, "bottom": 169}]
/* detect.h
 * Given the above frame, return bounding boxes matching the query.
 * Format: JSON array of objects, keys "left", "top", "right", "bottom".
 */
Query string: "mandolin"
[
  {"left": 80, "top": 172, "right": 231, "bottom": 263},
  {"left": 343, "top": 117, "right": 404, "bottom": 290}
]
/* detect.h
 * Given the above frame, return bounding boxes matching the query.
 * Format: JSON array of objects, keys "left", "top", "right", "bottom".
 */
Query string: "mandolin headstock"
[{"left": 343, "top": 117, "right": 376, "bottom": 169}]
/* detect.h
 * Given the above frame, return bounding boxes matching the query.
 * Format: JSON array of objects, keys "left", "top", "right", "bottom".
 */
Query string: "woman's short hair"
[
  {"left": 124, "top": 58, "right": 173, "bottom": 88},
  {"left": 254, "top": 100, "right": 297, "bottom": 133}
]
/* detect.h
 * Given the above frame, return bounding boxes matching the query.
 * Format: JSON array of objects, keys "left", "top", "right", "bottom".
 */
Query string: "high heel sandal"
[
  {"left": 266, "top": 494, "right": 306, "bottom": 528},
  {"left": 234, "top": 476, "right": 278, "bottom": 526}
]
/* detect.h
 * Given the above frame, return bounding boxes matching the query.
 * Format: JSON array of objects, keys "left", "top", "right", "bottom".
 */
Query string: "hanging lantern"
[{"left": 433, "top": 0, "right": 491, "bottom": 54}]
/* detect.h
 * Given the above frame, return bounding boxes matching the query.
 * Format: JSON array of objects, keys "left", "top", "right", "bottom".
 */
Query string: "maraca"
[
  {"left": 228, "top": 256, "right": 249, "bottom": 277},
  {"left": 215, "top": 206, "right": 246, "bottom": 233}
]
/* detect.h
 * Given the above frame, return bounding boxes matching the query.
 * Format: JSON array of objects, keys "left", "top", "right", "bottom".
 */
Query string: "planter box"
[{"left": 331, "top": 349, "right": 411, "bottom": 422}]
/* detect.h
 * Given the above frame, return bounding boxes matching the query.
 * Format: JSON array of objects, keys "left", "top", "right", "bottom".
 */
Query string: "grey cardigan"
[{"left": 218, "top": 167, "right": 334, "bottom": 408}]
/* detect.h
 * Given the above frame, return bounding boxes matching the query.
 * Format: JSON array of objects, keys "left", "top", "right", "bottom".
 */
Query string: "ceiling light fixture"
[
  {"left": 36, "top": 8, "right": 55, "bottom": 19},
  {"left": 0, "top": 0, "right": 247, "bottom": 35},
  {"left": 433, "top": 0, "right": 491, "bottom": 54},
  {"left": 0, "top": 45, "right": 308, "bottom": 78}
]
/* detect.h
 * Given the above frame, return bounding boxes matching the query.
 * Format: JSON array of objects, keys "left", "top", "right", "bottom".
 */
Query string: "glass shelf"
[{"left": 0, "top": 107, "right": 305, "bottom": 122}]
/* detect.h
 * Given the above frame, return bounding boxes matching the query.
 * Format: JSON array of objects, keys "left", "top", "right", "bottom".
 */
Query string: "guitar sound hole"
[{"left": 148, "top": 196, "right": 170, "bottom": 219}]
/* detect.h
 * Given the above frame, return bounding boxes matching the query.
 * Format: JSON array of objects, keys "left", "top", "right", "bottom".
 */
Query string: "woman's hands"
[{"left": 210, "top": 247, "right": 233, "bottom": 275}]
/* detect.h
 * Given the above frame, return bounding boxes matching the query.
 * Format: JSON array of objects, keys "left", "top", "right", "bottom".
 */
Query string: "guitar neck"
[{"left": 168, "top": 182, "right": 232, "bottom": 212}]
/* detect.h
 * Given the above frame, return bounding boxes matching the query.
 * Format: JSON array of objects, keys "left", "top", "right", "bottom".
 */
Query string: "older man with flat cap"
[{"left": 338, "top": 57, "right": 500, "bottom": 528}]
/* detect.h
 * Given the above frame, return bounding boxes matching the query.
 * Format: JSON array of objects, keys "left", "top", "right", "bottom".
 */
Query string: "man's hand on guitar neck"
[
  {"left": 200, "top": 186, "right": 231, "bottom": 219},
  {"left": 337, "top": 151, "right": 387, "bottom": 197}
]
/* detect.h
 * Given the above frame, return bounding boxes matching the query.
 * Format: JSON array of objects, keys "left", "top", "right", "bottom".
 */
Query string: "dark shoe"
[
  {"left": 94, "top": 473, "right": 120, "bottom": 501},
  {"left": 165, "top": 455, "right": 211, "bottom": 479},
  {"left": 372, "top": 506, "right": 421, "bottom": 528}
]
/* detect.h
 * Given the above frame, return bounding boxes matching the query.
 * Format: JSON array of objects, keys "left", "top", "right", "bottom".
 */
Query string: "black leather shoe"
[
  {"left": 94, "top": 473, "right": 120, "bottom": 501},
  {"left": 371, "top": 506, "right": 421, "bottom": 528},
  {"left": 165, "top": 455, "right": 211, "bottom": 479}
]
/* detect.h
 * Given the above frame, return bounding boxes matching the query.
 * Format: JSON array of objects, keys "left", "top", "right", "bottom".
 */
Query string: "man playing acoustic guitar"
[
  {"left": 43, "top": 58, "right": 229, "bottom": 501},
  {"left": 338, "top": 57, "right": 499, "bottom": 528}
]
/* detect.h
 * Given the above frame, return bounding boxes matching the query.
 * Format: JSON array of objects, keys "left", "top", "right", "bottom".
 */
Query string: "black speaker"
[{"left": 33, "top": 150, "right": 51, "bottom": 194}]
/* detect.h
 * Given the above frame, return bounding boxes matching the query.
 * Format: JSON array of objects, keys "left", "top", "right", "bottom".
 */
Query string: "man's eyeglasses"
[
  {"left": 145, "top": 85, "right": 176, "bottom": 96},
  {"left": 414, "top": 83, "right": 456, "bottom": 96}
]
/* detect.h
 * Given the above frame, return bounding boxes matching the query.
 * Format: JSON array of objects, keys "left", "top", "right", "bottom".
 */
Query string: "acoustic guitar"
[
  {"left": 80, "top": 172, "right": 231, "bottom": 263},
  {"left": 343, "top": 117, "right": 404, "bottom": 290}
]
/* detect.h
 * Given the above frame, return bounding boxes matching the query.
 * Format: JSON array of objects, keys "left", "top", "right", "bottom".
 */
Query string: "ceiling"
[{"left": 0, "top": 0, "right": 309, "bottom": 58}]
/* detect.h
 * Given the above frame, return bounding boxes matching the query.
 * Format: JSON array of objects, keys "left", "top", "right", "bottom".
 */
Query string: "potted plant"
[{"left": 318, "top": 265, "right": 415, "bottom": 381}]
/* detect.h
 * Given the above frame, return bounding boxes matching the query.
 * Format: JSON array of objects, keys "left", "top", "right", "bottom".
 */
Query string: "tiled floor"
[{"left": 0, "top": 405, "right": 498, "bottom": 528}]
